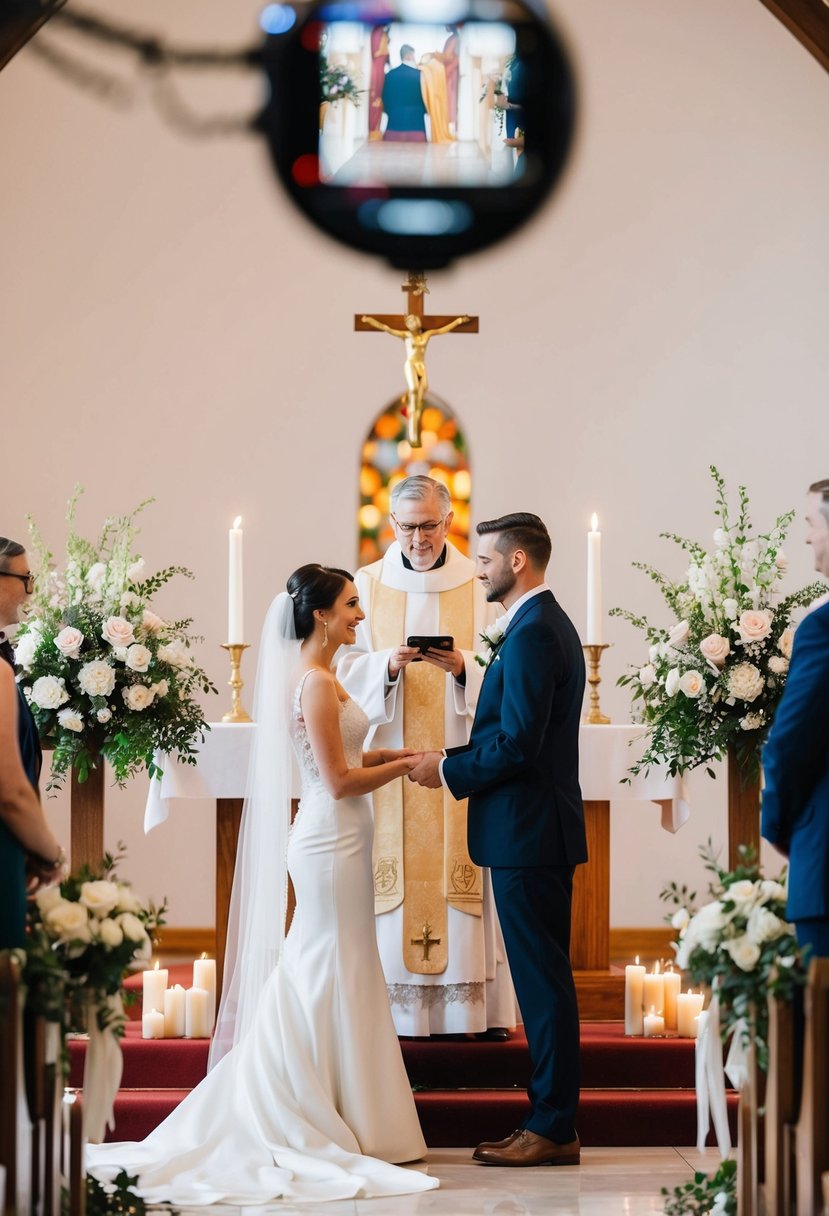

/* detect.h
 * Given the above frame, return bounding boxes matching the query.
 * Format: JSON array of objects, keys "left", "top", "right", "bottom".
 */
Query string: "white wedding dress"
[{"left": 86, "top": 675, "right": 439, "bottom": 1205}]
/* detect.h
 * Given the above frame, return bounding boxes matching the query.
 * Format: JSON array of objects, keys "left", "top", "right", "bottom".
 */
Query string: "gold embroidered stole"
[{"left": 368, "top": 570, "right": 482, "bottom": 975}]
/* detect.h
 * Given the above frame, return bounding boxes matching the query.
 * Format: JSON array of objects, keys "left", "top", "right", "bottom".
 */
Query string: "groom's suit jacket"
[
  {"left": 442, "top": 590, "right": 587, "bottom": 869},
  {"left": 761, "top": 599, "right": 829, "bottom": 921}
]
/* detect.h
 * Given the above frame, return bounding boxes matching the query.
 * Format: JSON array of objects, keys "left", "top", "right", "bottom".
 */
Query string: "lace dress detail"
[{"left": 290, "top": 670, "right": 369, "bottom": 799}]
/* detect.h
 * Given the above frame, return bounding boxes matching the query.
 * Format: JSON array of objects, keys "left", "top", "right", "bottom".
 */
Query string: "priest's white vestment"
[{"left": 338, "top": 541, "right": 518, "bottom": 1035}]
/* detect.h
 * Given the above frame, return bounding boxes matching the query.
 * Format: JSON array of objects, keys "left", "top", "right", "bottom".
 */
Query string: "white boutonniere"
[{"left": 474, "top": 615, "right": 509, "bottom": 668}]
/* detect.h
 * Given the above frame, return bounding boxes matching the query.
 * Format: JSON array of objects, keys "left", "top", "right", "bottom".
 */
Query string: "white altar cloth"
[{"left": 144, "top": 722, "right": 688, "bottom": 834}]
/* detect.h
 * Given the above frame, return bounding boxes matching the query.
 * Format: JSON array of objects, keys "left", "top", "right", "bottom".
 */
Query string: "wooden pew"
[
  {"left": 795, "top": 957, "right": 829, "bottom": 1216},
  {"left": 765, "top": 982, "right": 799, "bottom": 1216},
  {"left": 0, "top": 952, "right": 32, "bottom": 1216},
  {"left": 61, "top": 1090, "right": 85, "bottom": 1216}
]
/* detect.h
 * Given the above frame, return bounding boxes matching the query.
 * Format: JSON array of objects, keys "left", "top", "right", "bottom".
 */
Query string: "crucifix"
[
  {"left": 411, "top": 922, "right": 442, "bottom": 963},
  {"left": 356, "top": 272, "right": 478, "bottom": 446}
]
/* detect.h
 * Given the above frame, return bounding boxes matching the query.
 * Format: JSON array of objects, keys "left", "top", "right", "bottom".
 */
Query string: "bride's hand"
[
  {"left": 402, "top": 752, "right": 424, "bottom": 770},
  {"left": 382, "top": 748, "right": 418, "bottom": 762}
]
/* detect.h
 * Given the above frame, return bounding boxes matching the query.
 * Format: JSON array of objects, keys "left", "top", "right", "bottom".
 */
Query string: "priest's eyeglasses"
[
  {"left": 392, "top": 517, "right": 447, "bottom": 536},
  {"left": 0, "top": 571, "right": 36, "bottom": 594}
]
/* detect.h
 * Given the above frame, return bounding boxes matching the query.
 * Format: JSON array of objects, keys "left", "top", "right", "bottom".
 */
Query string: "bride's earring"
[{"left": 322, "top": 619, "right": 329, "bottom": 649}]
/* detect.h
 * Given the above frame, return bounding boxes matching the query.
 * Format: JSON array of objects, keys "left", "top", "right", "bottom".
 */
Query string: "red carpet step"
[{"left": 68, "top": 1020, "right": 738, "bottom": 1147}]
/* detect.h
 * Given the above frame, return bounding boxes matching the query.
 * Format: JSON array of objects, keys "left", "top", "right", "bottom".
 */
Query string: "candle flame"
[
  {"left": 635, "top": 955, "right": 639, "bottom": 965},
  {"left": 153, "top": 960, "right": 160, "bottom": 972},
  {"left": 233, "top": 516, "right": 242, "bottom": 529},
  {"left": 654, "top": 960, "right": 661, "bottom": 975},
  {"left": 590, "top": 513, "right": 599, "bottom": 531},
  {"left": 649, "top": 1006, "right": 656, "bottom": 1015},
  {"left": 687, "top": 988, "right": 692, "bottom": 995},
  {"left": 201, "top": 952, "right": 208, "bottom": 960}
]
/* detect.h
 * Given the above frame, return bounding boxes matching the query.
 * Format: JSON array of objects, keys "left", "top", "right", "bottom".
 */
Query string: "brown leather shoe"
[
  {"left": 472, "top": 1129, "right": 523, "bottom": 1158},
  {"left": 473, "top": 1129, "right": 580, "bottom": 1167}
]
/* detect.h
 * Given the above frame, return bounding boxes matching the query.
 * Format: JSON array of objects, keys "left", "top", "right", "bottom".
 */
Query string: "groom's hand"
[
  {"left": 408, "top": 751, "right": 443, "bottom": 788},
  {"left": 422, "top": 646, "right": 465, "bottom": 680}
]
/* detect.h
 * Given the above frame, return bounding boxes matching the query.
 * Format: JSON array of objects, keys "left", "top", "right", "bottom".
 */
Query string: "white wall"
[{"left": 2, "top": 0, "right": 827, "bottom": 928}]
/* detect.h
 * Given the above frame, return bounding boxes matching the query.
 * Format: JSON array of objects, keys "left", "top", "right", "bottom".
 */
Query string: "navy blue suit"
[
  {"left": 761, "top": 599, "right": 829, "bottom": 956},
  {"left": 382, "top": 63, "right": 426, "bottom": 137},
  {"left": 442, "top": 589, "right": 587, "bottom": 1143}
]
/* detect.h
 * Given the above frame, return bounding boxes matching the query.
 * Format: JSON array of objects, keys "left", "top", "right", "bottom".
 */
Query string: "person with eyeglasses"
[
  {"left": 338, "top": 476, "right": 517, "bottom": 1040},
  {"left": 0, "top": 536, "right": 65, "bottom": 948}
]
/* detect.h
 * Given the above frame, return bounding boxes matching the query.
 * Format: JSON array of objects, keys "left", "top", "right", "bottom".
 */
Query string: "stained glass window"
[{"left": 358, "top": 395, "right": 471, "bottom": 566}]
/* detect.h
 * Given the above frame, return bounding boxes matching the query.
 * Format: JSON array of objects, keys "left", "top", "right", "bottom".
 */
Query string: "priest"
[{"left": 338, "top": 476, "right": 517, "bottom": 1037}]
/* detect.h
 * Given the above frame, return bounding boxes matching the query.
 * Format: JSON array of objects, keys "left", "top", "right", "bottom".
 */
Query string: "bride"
[{"left": 87, "top": 564, "right": 440, "bottom": 1205}]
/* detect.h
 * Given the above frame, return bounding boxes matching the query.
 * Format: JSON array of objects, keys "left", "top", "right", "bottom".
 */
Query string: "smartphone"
[{"left": 406, "top": 635, "right": 454, "bottom": 660}]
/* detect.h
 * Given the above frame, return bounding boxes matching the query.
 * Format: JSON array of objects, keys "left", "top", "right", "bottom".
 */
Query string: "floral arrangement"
[
  {"left": 474, "top": 614, "right": 508, "bottom": 668},
  {"left": 86, "top": 1170, "right": 154, "bottom": 1215},
  {"left": 320, "top": 61, "right": 361, "bottom": 106},
  {"left": 14, "top": 490, "right": 215, "bottom": 788},
  {"left": 612, "top": 467, "right": 823, "bottom": 777},
  {"left": 662, "top": 1158, "right": 736, "bottom": 1216},
  {"left": 662, "top": 841, "right": 804, "bottom": 1072},
  {"left": 24, "top": 846, "right": 165, "bottom": 1035}
]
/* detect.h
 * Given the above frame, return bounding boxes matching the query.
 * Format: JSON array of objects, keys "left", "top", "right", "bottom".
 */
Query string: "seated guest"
[
  {"left": 382, "top": 45, "right": 427, "bottom": 142},
  {"left": 0, "top": 536, "right": 64, "bottom": 948}
]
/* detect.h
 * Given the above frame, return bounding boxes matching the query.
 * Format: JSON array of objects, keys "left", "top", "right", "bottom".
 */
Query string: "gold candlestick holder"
[
  {"left": 582, "top": 643, "right": 611, "bottom": 725},
  {"left": 220, "top": 643, "right": 252, "bottom": 723}
]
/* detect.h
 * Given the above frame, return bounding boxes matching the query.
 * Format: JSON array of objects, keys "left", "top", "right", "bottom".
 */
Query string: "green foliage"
[
  {"left": 320, "top": 60, "right": 362, "bottom": 105},
  {"left": 662, "top": 1157, "right": 736, "bottom": 1216}
]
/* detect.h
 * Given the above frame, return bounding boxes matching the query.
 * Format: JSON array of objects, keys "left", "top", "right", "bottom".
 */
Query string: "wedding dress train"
[{"left": 86, "top": 677, "right": 438, "bottom": 1205}]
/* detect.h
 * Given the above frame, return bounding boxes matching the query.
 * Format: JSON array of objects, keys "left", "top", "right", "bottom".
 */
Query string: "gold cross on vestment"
[
  {"left": 355, "top": 271, "right": 478, "bottom": 446},
  {"left": 411, "top": 923, "right": 442, "bottom": 962}
]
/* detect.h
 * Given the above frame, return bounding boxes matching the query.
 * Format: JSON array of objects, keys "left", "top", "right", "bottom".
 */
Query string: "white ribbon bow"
[{"left": 82, "top": 993, "right": 125, "bottom": 1143}]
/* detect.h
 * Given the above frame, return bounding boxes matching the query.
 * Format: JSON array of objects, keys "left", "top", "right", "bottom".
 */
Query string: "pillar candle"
[
  {"left": 193, "top": 955, "right": 217, "bottom": 1030},
  {"left": 228, "top": 516, "right": 244, "bottom": 644},
  {"left": 142, "top": 961, "right": 168, "bottom": 1020},
  {"left": 586, "top": 514, "right": 602, "bottom": 644},
  {"left": 642, "top": 961, "right": 664, "bottom": 1019},
  {"left": 676, "top": 989, "right": 705, "bottom": 1037},
  {"left": 163, "top": 985, "right": 186, "bottom": 1038},
  {"left": 185, "top": 987, "right": 211, "bottom": 1038},
  {"left": 142, "top": 1008, "right": 164, "bottom": 1040},
  {"left": 624, "top": 957, "right": 646, "bottom": 1036},
  {"left": 663, "top": 967, "right": 681, "bottom": 1033},
  {"left": 643, "top": 1006, "right": 665, "bottom": 1038}
]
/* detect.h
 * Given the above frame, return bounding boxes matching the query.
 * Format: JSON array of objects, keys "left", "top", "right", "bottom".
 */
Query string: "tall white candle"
[
  {"left": 624, "top": 957, "right": 646, "bottom": 1036},
  {"left": 185, "top": 987, "right": 211, "bottom": 1038},
  {"left": 228, "top": 516, "right": 244, "bottom": 645},
  {"left": 142, "top": 961, "right": 168, "bottom": 1020},
  {"left": 193, "top": 955, "right": 217, "bottom": 1031},
  {"left": 676, "top": 989, "right": 705, "bottom": 1037},
  {"left": 163, "top": 985, "right": 186, "bottom": 1038},
  {"left": 586, "top": 513, "right": 602, "bottom": 644},
  {"left": 663, "top": 967, "right": 681, "bottom": 1032},
  {"left": 642, "top": 960, "right": 665, "bottom": 1019}
]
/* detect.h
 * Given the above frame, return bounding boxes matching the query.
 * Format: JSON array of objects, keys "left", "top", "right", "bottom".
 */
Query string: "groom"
[{"left": 409, "top": 512, "right": 586, "bottom": 1166}]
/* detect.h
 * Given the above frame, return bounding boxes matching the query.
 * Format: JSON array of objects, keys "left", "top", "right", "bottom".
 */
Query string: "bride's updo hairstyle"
[{"left": 287, "top": 564, "right": 354, "bottom": 640}]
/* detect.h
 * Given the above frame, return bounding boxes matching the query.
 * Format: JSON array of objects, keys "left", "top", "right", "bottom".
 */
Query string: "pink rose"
[
  {"left": 735, "top": 609, "right": 772, "bottom": 645},
  {"left": 53, "top": 626, "right": 84, "bottom": 659},
  {"left": 778, "top": 626, "right": 794, "bottom": 659},
  {"left": 700, "top": 633, "right": 730, "bottom": 667},
  {"left": 102, "top": 616, "right": 136, "bottom": 648}
]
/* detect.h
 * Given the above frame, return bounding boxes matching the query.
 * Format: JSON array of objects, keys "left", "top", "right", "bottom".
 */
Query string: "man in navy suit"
[
  {"left": 382, "top": 44, "right": 427, "bottom": 141},
  {"left": 762, "top": 479, "right": 829, "bottom": 959},
  {"left": 410, "top": 513, "right": 586, "bottom": 1166}
]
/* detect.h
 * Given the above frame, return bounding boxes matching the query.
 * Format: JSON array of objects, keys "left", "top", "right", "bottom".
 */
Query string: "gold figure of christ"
[{"left": 411, "top": 923, "right": 442, "bottom": 962}]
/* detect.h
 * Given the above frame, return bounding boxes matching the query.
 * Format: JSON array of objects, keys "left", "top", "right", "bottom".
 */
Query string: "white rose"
[
  {"left": 57, "top": 708, "right": 84, "bottom": 733},
  {"left": 725, "top": 879, "right": 758, "bottom": 906},
  {"left": 102, "top": 616, "right": 135, "bottom": 648},
  {"left": 120, "top": 591, "right": 140, "bottom": 610},
  {"left": 157, "top": 640, "right": 191, "bottom": 669},
  {"left": 125, "top": 644, "right": 152, "bottom": 673},
  {"left": 727, "top": 662, "right": 764, "bottom": 702},
  {"left": 79, "top": 880, "right": 120, "bottom": 918},
  {"left": 722, "top": 598, "right": 739, "bottom": 621},
  {"left": 691, "top": 900, "right": 729, "bottom": 948},
  {"left": 141, "top": 609, "right": 166, "bottom": 635},
  {"left": 44, "top": 899, "right": 91, "bottom": 942},
  {"left": 740, "top": 712, "right": 762, "bottom": 731},
  {"left": 31, "top": 675, "right": 70, "bottom": 710},
  {"left": 78, "top": 659, "right": 116, "bottom": 697},
  {"left": 86, "top": 562, "right": 107, "bottom": 590},
  {"left": 700, "top": 633, "right": 730, "bottom": 667},
  {"left": 151, "top": 679, "right": 169, "bottom": 698},
  {"left": 648, "top": 643, "right": 660, "bottom": 663},
  {"left": 115, "top": 884, "right": 141, "bottom": 914},
  {"left": 127, "top": 558, "right": 146, "bottom": 584},
  {"left": 53, "top": 626, "right": 84, "bottom": 659},
  {"left": 760, "top": 879, "right": 786, "bottom": 902},
  {"left": 14, "top": 625, "right": 42, "bottom": 670},
  {"left": 122, "top": 684, "right": 155, "bottom": 712},
  {"left": 98, "top": 918, "right": 124, "bottom": 948},
  {"left": 112, "top": 647, "right": 128, "bottom": 662},
  {"left": 768, "top": 655, "right": 788, "bottom": 675},
  {"left": 679, "top": 669, "right": 704, "bottom": 698},
  {"left": 668, "top": 620, "right": 690, "bottom": 648},
  {"left": 746, "top": 904, "right": 786, "bottom": 945},
  {"left": 778, "top": 627, "right": 794, "bottom": 659},
  {"left": 724, "top": 935, "right": 761, "bottom": 972},
  {"left": 671, "top": 907, "right": 690, "bottom": 933},
  {"left": 35, "top": 884, "right": 64, "bottom": 914},
  {"left": 736, "top": 609, "right": 773, "bottom": 645},
  {"left": 96, "top": 708, "right": 112, "bottom": 724},
  {"left": 117, "top": 912, "right": 147, "bottom": 942},
  {"left": 774, "top": 550, "right": 788, "bottom": 572},
  {"left": 638, "top": 664, "right": 656, "bottom": 688},
  {"left": 713, "top": 528, "right": 729, "bottom": 547},
  {"left": 665, "top": 668, "right": 681, "bottom": 697}
]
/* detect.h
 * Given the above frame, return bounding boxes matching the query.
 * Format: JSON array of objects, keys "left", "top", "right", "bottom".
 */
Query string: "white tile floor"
[{"left": 146, "top": 1146, "right": 727, "bottom": 1214}]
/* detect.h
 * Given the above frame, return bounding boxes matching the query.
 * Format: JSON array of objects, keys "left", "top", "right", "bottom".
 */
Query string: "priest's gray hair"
[{"left": 390, "top": 475, "right": 451, "bottom": 516}]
